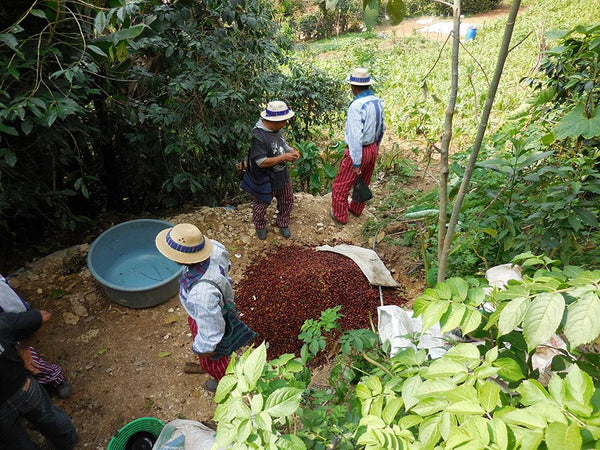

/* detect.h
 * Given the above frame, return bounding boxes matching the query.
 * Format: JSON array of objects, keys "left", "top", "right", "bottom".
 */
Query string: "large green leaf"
[
  {"left": 446, "top": 277, "right": 469, "bottom": 301},
  {"left": 522, "top": 292, "right": 565, "bottom": 351},
  {"left": 461, "top": 308, "right": 483, "bottom": 335},
  {"left": 402, "top": 375, "right": 422, "bottom": 410},
  {"left": 264, "top": 387, "right": 303, "bottom": 418},
  {"left": 363, "top": 0, "right": 379, "bottom": 31},
  {"left": 423, "top": 359, "right": 468, "bottom": 378},
  {"left": 444, "top": 343, "right": 481, "bottom": 368},
  {"left": 554, "top": 102, "right": 600, "bottom": 139},
  {"left": 544, "top": 422, "right": 582, "bottom": 450},
  {"left": 498, "top": 297, "right": 530, "bottom": 336},
  {"left": 478, "top": 381, "right": 501, "bottom": 412},
  {"left": 276, "top": 434, "right": 308, "bottom": 450},
  {"left": 494, "top": 357, "right": 525, "bottom": 382},
  {"left": 564, "top": 292, "right": 600, "bottom": 347},
  {"left": 565, "top": 364, "right": 594, "bottom": 406},
  {"left": 502, "top": 407, "right": 547, "bottom": 429},
  {"left": 382, "top": 397, "right": 403, "bottom": 425},
  {"left": 243, "top": 342, "right": 267, "bottom": 390},
  {"left": 440, "top": 303, "right": 467, "bottom": 333},
  {"left": 445, "top": 400, "right": 486, "bottom": 415},
  {"left": 517, "top": 380, "right": 550, "bottom": 406},
  {"left": 489, "top": 418, "right": 508, "bottom": 450},
  {"left": 386, "top": 0, "right": 406, "bottom": 25},
  {"left": 421, "top": 300, "right": 449, "bottom": 331},
  {"left": 214, "top": 375, "right": 237, "bottom": 403}
]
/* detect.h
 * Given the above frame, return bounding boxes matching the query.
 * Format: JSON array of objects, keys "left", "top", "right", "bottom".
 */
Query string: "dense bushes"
[
  {"left": 283, "top": 0, "right": 364, "bottom": 41},
  {"left": 404, "top": 0, "right": 502, "bottom": 16},
  {"left": 0, "top": 0, "right": 346, "bottom": 255}
]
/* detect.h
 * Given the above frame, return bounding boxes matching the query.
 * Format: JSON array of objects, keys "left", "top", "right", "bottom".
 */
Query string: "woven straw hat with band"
[
  {"left": 155, "top": 223, "right": 213, "bottom": 264},
  {"left": 346, "top": 67, "right": 374, "bottom": 86},
  {"left": 260, "top": 100, "right": 295, "bottom": 122}
]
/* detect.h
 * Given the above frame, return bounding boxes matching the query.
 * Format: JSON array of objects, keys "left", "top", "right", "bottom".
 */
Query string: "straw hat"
[
  {"left": 260, "top": 100, "right": 295, "bottom": 122},
  {"left": 155, "top": 223, "right": 213, "bottom": 265},
  {"left": 346, "top": 67, "right": 374, "bottom": 86}
]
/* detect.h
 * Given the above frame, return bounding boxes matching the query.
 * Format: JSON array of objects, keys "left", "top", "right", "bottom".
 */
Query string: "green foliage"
[
  {"left": 404, "top": 0, "right": 501, "bottom": 16},
  {"left": 214, "top": 269, "right": 600, "bottom": 448},
  {"left": 274, "top": 64, "right": 347, "bottom": 143},
  {"left": 0, "top": 0, "right": 346, "bottom": 252},
  {"left": 293, "top": 0, "right": 364, "bottom": 41},
  {"left": 290, "top": 140, "right": 344, "bottom": 194},
  {"left": 298, "top": 306, "right": 344, "bottom": 360}
]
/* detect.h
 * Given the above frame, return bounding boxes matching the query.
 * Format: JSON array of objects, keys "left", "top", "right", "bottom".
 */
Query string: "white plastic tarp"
[
  {"left": 152, "top": 420, "right": 219, "bottom": 450},
  {"left": 377, "top": 305, "right": 448, "bottom": 359},
  {"left": 315, "top": 244, "right": 398, "bottom": 287}
]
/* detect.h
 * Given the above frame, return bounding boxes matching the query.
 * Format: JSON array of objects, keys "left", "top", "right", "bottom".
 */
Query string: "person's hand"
[
  {"left": 285, "top": 152, "right": 298, "bottom": 162},
  {"left": 17, "top": 347, "right": 40, "bottom": 375},
  {"left": 353, "top": 166, "right": 362, "bottom": 175},
  {"left": 40, "top": 310, "right": 51, "bottom": 322}
]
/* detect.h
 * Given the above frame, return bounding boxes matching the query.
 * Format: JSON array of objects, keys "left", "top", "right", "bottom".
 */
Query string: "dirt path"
[{"left": 9, "top": 186, "right": 425, "bottom": 448}]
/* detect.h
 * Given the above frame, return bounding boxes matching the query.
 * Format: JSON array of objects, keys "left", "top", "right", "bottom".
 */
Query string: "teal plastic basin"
[{"left": 87, "top": 219, "right": 183, "bottom": 308}]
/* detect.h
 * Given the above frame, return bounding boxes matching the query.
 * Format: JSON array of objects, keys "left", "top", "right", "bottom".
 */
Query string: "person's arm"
[
  {"left": 186, "top": 284, "right": 226, "bottom": 355},
  {"left": 258, "top": 152, "right": 298, "bottom": 168},
  {"left": 345, "top": 105, "right": 364, "bottom": 173}
]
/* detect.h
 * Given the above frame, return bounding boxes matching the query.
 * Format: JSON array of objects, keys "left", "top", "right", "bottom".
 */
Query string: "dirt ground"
[{"left": 9, "top": 183, "right": 426, "bottom": 448}]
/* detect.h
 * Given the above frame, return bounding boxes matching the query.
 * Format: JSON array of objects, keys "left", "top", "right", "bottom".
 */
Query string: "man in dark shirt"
[
  {"left": 241, "top": 100, "right": 299, "bottom": 240},
  {"left": 0, "top": 309, "right": 77, "bottom": 449}
]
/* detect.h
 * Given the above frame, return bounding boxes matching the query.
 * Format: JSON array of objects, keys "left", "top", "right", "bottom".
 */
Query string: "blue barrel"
[{"left": 466, "top": 26, "right": 477, "bottom": 41}]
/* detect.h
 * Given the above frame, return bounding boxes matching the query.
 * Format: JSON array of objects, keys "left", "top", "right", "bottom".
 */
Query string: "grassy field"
[{"left": 299, "top": 0, "right": 600, "bottom": 149}]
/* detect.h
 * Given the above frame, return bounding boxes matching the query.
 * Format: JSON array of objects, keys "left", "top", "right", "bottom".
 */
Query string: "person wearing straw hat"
[
  {"left": 241, "top": 100, "right": 300, "bottom": 240},
  {"left": 330, "top": 68, "right": 385, "bottom": 224},
  {"left": 155, "top": 223, "right": 255, "bottom": 393}
]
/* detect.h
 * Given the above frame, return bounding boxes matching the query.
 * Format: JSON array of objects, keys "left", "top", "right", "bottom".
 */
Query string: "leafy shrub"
[
  {"left": 293, "top": 0, "right": 363, "bottom": 41},
  {"left": 290, "top": 140, "right": 345, "bottom": 194},
  {"left": 0, "top": 0, "right": 347, "bottom": 255},
  {"left": 274, "top": 63, "right": 347, "bottom": 143},
  {"left": 404, "top": 0, "right": 501, "bottom": 16},
  {"left": 214, "top": 261, "right": 600, "bottom": 448}
]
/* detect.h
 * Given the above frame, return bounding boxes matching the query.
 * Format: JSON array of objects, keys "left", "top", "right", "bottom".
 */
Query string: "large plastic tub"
[{"left": 87, "top": 219, "right": 183, "bottom": 308}]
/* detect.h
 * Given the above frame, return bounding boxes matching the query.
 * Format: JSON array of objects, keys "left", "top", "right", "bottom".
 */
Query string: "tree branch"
[
  {"left": 438, "top": 0, "right": 522, "bottom": 281},
  {"left": 437, "top": 0, "right": 461, "bottom": 270}
]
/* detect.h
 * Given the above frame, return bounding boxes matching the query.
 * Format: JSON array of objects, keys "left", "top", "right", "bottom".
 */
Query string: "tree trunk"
[
  {"left": 437, "top": 0, "right": 461, "bottom": 282},
  {"left": 437, "top": 0, "right": 522, "bottom": 281}
]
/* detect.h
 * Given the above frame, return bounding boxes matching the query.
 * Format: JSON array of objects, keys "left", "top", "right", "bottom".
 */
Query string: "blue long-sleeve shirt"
[{"left": 345, "top": 89, "right": 385, "bottom": 167}]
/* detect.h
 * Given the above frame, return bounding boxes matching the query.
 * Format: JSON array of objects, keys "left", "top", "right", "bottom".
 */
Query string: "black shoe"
[
  {"left": 256, "top": 228, "right": 267, "bottom": 240},
  {"left": 279, "top": 227, "right": 291, "bottom": 239},
  {"left": 330, "top": 207, "right": 345, "bottom": 225},
  {"left": 56, "top": 380, "right": 72, "bottom": 399},
  {"left": 203, "top": 378, "right": 219, "bottom": 393}
]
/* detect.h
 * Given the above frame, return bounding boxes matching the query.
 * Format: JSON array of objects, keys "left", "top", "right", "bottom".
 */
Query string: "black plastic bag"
[{"left": 352, "top": 177, "right": 373, "bottom": 203}]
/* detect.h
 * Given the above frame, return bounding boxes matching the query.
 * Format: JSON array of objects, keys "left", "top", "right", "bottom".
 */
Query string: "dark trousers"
[
  {"left": 252, "top": 180, "right": 294, "bottom": 229},
  {"left": 0, "top": 378, "right": 77, "bottom": 450}
]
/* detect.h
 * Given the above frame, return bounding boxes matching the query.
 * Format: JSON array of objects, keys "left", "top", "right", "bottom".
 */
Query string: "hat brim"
[
  {"left": 260, "top": 110, "right": 295, "bottom": 122},
  {"left": 155, "top": 228, "right": 213, "bottom": 265},
  {"left": 346, "top": 76, "right": 374, "bottom": 86}
]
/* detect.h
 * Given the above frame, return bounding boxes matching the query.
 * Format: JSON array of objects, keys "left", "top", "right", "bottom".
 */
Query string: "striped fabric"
[
  {"left": 29, "top": 347, "right": 65, "bottom": 387},
  {"left": 187, "top": 317, "right": 230, "bottom": 380},
  {"left": 252, "top": 180, "right": 294, "bottom": 229},
  {"left": 331, "top": 143, "right": 378, "bottom": 224}
]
